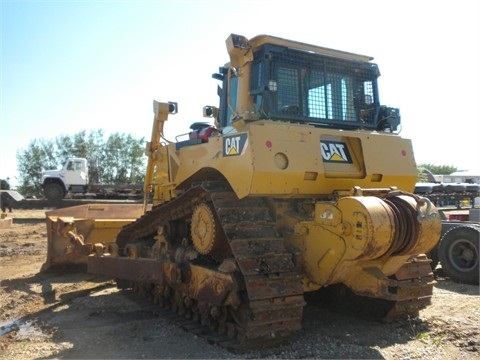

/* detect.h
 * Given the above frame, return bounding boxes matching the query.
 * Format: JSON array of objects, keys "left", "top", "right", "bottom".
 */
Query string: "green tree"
[
  {"left": 418, "top": 164, "right": 459, "bottom": 175},
  {"left": 54, "top": 129, "right": 105, "bottom": 164},
  {"left": 417, "top": 163, "right": 459, "bottom": 182},
  {"left": 100, "top": 133, "right": 145, "bottom": 184},
  {"left": 0, "top": 179, "right": 10, "bottom": 190},
  {"left": 16, "top": 138, "right": 56, "bottom": 197}
]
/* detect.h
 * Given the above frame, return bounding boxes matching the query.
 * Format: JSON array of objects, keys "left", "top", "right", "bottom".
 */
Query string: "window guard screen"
[{"left": 252, "top": 46, "right": 379, "bottom": 128}]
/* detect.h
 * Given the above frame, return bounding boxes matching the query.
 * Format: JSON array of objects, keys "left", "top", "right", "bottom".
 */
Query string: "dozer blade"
[{"left": 42, "top": 203, "right": 145, "bottom": 270}]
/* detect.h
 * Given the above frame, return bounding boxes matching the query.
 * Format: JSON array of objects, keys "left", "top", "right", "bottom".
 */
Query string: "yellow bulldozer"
[{"left": 45, "top": 34, "right": 442, "bottom": 349}]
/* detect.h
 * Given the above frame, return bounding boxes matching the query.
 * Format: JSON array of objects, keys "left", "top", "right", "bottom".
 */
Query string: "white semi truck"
[{"left": 41, "top": 158, "right": 142, "bottom": 201}]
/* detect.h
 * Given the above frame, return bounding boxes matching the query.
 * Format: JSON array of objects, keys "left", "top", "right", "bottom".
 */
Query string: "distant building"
[{"left": 433, "top": 171, "right": 480, "bottom": 184}]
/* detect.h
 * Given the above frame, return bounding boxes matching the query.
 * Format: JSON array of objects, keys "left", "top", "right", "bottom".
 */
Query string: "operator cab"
[{"left": 213, "top": 34, "right": 400, "bottom": 133}]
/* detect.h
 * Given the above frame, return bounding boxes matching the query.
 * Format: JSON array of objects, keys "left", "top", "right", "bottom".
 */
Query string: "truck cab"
[{"left": 41, "top": 158, "right": 89, "bottom": 201}]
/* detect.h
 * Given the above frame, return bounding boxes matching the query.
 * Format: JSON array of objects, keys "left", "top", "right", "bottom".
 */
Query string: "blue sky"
[{"left": 1, "top": 0, "right": 479, "bottom": 186}]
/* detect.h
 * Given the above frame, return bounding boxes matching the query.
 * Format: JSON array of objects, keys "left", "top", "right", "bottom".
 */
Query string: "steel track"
[{"left": 114, "top": 182, "right": 305, "bottom": 350}]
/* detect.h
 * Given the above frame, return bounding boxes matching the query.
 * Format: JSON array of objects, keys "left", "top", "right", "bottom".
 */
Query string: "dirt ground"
[{"left": 0, "top": 209, "right": 479, "bottom": 359}]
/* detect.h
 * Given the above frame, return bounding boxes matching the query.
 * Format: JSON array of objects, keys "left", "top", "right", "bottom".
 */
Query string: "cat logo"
[
  {"left": 320, "top": 140, "right": 352, "bottom": 163},
  {"left": 223, "top": 133, "right": 248, "bottom": 157}
]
